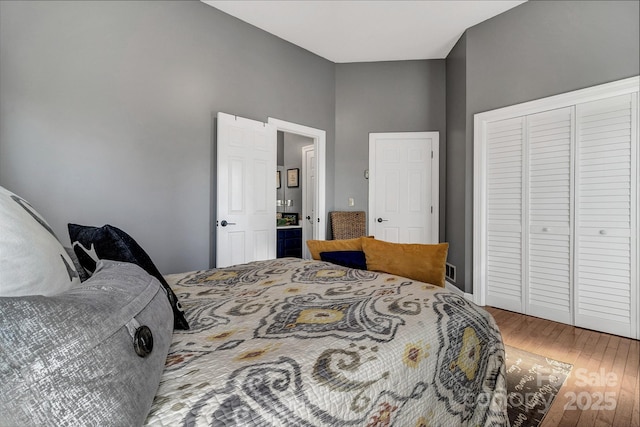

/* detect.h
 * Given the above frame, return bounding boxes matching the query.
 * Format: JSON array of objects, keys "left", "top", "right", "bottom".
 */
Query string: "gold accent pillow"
[
  {"left": 306, "top": 236, "right": 372, "bottom": 260},
  {"left": 361, "top": 239, "right": 449, "bottom": 287}
]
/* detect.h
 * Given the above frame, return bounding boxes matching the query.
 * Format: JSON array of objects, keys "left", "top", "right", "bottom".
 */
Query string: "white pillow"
[{"left": 0, "top": 186, "right": 79, "bottom": 296}]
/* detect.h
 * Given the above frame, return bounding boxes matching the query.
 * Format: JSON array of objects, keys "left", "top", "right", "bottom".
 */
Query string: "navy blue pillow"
[
  {"left": 319, "top": 250, "right": 367, "bottom": 270},
  {"left": 68, "top": 223, "right": 189, "bottom": 330}
]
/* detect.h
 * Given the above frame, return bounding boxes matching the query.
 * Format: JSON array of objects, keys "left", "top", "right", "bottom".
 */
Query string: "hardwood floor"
[{"left": 486, "top": 307, "right": 640, "bottom": 427}]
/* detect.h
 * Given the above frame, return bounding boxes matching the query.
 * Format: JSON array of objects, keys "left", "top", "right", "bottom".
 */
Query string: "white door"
[
  {"left": 526, "top": 107, "right": 573, "bottom": 324},
  {"left": 368, "top": 132, "right": 439, "bottom": 244},
  {"left": 301, "top": 144, "right": 315, "bottom": 259},
  {"left": 484, "top": 108, "right": 575, "bottom": 323},
  {"left": 574, "top": 94, "right": 638, "bottom": 338},
  {"left": 483, "top": 117, "right": 525, "bottom": 313},
  {"left": 216, "top": 112, "right": 277, "bottom": 267}
]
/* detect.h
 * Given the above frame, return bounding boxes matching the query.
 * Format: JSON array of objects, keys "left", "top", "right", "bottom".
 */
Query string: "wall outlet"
[{"left": 445, "top": 263, "right": 456, "bottom": 282}]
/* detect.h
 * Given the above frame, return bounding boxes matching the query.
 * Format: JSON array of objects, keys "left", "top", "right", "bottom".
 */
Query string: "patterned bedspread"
[{"left": 145, "top": 258, "right": 507, "bottom": 426}]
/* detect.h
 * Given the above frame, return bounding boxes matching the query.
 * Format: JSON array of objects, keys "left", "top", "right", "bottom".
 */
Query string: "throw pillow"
[
  {"left": 361, "top": 239, "right": 449, "bottom": 287},
  {"left": 0, "top": 186, "right": 79, "bottom": 296},
  {"left": 319, "top": 250, "right": 367, "bottom": 270},
  {"left": 306, "top": 236, "right": 373, "bottom": 260},
  {"left": 68, "top": 223, "right": 189, "bottom": 330},
  {"left": 0, "top": 260, "right": 172, "bottom": 426}
]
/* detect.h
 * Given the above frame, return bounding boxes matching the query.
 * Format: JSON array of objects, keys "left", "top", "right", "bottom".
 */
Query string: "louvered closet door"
[
  {"left": 485, "top": 117, "right": 525, "bottom": 312},
  {"left": 575, "top": 94, "right": 638, "bottom": 338},
  {"left": 526, "top": 108, "right": 573, "bottom": 324}
]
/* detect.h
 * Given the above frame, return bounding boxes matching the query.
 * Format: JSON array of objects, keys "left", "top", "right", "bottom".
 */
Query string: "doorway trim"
[
  {"left": 268, "top": 118, "right": 326, "bottom": 241},
  {"left": 301, "top": 144, "right": 315, "bottom": 259}
]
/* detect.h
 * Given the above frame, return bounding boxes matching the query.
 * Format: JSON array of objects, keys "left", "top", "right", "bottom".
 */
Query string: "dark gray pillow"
[{"left": 0, "top": 260, "right": 173, "bottom": 426}]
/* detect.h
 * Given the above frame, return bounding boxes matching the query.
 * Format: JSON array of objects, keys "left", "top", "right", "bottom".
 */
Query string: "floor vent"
[{"left": 445, "top": 263, "right": 456, "bottom": 283}]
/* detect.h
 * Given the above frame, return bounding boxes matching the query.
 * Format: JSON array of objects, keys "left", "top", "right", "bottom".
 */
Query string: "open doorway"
[
  {"left": 269, "top": 118, "right": 326, "bottom": 257},
  {"left": 212, "top": 115, "right": 326, "bottom": 268},
  {"left": 276, "top": 132, "right": 312, "bottom": 257}
]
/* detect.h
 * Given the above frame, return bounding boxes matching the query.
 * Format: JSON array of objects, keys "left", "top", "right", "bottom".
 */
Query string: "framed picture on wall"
[
  {"left": 276, "top": 171, "right": 281, "bottom": 189},
  {"left": 287, "top": 168, "right": 299, "bottom": 187},
  {"left": 282, "top": 212, "right": 298, "bottom": 226}
]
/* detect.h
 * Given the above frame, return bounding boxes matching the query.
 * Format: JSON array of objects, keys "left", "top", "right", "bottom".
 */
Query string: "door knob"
[
  {"left": 377, "top": 218, "right": 388, "bottom": 223},
  {"left": 220, "top": 220, "right": 236, "bottom": 227}
]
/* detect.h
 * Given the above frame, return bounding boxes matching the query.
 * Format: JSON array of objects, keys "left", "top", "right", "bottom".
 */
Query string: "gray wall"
[
  {"left": 445, "top": 34, "right": 468, "bottom": 292},
  {"left": 446, "top": 0, "right": 640, "bottom": 293},
  {"left": 0, "top": 0, "right": 336, "bottom": 274},
  {"left": 334, "top": 60, "right": 447, "bottom": 239}
]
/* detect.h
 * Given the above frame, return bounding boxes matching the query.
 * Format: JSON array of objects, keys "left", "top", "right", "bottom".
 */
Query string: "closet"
[{"left": 474, "top": 77, "right": 639, "bottom": 339}]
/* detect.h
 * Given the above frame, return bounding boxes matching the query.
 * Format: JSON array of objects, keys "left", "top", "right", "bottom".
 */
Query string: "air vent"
[{"left": 445, "top": 263, "right": 456, "bottom": 283}]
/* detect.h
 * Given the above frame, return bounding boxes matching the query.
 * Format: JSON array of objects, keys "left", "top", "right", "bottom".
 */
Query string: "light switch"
[{"left": 348, "top": 197, "right": 355, "bottom": 207}]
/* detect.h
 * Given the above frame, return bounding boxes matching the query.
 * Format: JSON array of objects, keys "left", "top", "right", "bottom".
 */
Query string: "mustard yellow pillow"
[
  {"left": 306, "top": 236, "right": 372, "bottom": 260},
  {"left": 361, "top": 239, "right": 449, "bottom": 287}
]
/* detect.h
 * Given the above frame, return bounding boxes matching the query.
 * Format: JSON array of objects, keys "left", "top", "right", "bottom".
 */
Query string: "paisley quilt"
[{"left": 145, "top": 258, "right": 507, "bottom": 426}]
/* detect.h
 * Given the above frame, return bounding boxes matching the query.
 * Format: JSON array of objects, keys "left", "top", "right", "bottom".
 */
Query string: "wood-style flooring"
[{"left": 486, "top": 307, "right": 640, "bottom": 427}]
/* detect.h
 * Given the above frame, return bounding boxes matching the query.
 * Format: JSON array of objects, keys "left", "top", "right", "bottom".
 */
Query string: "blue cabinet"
[{"left": 277, "top": 227, "right": 302, "bottom": 258}]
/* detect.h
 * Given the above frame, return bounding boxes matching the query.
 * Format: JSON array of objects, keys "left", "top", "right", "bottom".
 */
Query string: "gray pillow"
[{"left": 0, "top": 260, "right": 173, "bottom": 426}]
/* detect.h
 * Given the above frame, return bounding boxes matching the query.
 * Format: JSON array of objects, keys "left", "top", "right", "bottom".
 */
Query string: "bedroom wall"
[
  {"left": 444, "top": 34, "right": 468, "bottom": 293},
  {"left": 446, "top": 0, "right": 640, "bottom": 294},
  {"left": 0, "top": 0, "right": 336, "bottom": 274},
  {"left": 334, "top": 60, "right": 447, "bottom": 240}
]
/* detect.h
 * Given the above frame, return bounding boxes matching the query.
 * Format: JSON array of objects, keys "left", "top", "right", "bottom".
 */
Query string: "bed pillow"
[
  {"left": 361, "top": 239, "right": 449, "bottom": 287},
  {"left": 306, "top": 236, "right": 373, "bottom": 260},
  {"left": 0, "top": 260, "right": 173, "bottom": 426},
  {"left": 68, "top": 223, "right": 189, "bottom": 330},
  {"left": 319, "top": 250, "right": 367, "bottom": 270},
  {"left": 0, "top": 186, "right": 80, "bottom": 296}
]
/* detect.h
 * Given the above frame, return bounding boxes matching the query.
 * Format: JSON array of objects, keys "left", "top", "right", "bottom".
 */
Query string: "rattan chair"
[{"left": 329, "top": 211, "right": 366, "bottom": 240}]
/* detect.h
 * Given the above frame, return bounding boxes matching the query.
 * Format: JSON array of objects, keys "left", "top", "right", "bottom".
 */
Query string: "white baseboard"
[{"left": 445, "top": 280, "right": 474, "bottom": 302}]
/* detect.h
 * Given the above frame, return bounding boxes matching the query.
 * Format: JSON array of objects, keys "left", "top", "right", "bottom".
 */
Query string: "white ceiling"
[{"left": 202, "top": 0, "right": 527, "bottom": 63}]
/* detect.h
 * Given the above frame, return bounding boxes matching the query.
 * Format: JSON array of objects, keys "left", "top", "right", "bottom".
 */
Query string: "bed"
[
  {"left": 0, "top": 185, "right": 507, "bottom": 426},
  {"left": 145, "top": 257, "right": 507, "bottom": 426}
]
